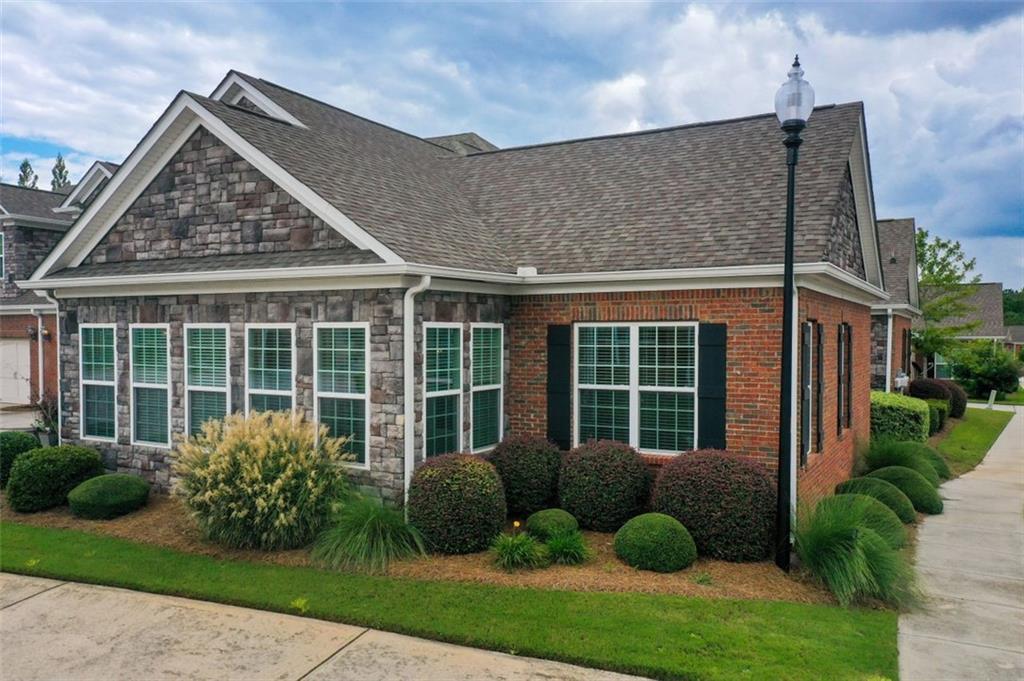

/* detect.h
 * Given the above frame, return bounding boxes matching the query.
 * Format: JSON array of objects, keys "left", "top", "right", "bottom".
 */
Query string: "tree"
[
  {"left": 50, "top": 154, "right": 70, "bottom": 191},
  {"left": 1004, "top": 288, "right": 1024, "bottom": 326},
  {"left": 17, "top": 159, "right": 38, "bottom": 188},
  {"left": 913, "top": 228, "right": 981, "bottom": 363}
]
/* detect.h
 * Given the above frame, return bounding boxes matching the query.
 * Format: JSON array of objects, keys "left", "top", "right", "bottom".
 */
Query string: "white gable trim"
[
  {"left": 848, "top": 114, "right": 885, "bottom": 290},
  {"left": 210, "top": 72, "right": 307, "bottom": 129},
  {"left": 54, "top": 161, "right": 115, "bottom": 213},
  {"left": 31, "top": 93, "right": 402, "bottom": 279}
]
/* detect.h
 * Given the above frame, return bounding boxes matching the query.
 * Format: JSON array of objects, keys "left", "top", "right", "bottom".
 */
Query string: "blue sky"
[{"left": 2, "top": 1, "right": 1021, "bottom": 286}]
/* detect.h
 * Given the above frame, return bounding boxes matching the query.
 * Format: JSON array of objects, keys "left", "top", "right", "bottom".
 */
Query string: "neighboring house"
[
  {"left": 870, "top": 218, "right": 921, "bottom": 391},
  {"left": 922, "top": 282, "right": 1008, "bottom": 378},
  {"left": 1007, "top": 325, "right": 1024, "bottom": 356},
  {"left": 24, "top": 71, "right": 888, "bottom": 506}
]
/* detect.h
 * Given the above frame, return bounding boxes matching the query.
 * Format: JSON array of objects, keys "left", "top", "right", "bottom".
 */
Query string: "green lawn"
[
  {"left": 936, "top": 407, "right": 1013, "bottom": 476},
  {"left": 968, "top": 392, "right": 1024, "bottom": 406},
  {"left": 0, "top": 522, "right": 896, "bottom": 681}
]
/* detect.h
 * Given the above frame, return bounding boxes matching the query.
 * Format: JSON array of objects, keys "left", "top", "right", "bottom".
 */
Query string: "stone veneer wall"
[
  {"left": 1, "top": 225, "right": 63, "bottom": 299},
  {"left": 870, "top": 313, "right": 888, "bottom": 390},
  {"left": 825, "top": 166, "right": 866, "bottom": 280},
  {"left": 83, "top": 126, "right": 356, "bottom": 265}
]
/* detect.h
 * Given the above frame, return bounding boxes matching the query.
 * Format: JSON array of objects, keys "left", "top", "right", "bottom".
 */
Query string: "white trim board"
[
  {"left": 210, "top": 72, "right": 307, "bottom": 128},
  {"left": 183, "top": 323, "right": 232, "bottom": 438},
  {"left": 128, "top": 323, "right": 173, "bottom": 449},
  {"left": 312, "top": 321, "right": 372, "bottom": 470},
  {"left": 422, "top": 322, "right": 464, "bottom": 460},
  {"left": 54, "top": 161, "right": 116, "bottom": 213},
  {"left": 78, "top": 323, "right": 118, "bottom": 444},
  {"left": 243, "top": 323, "right": 298, "bottom": 416}
]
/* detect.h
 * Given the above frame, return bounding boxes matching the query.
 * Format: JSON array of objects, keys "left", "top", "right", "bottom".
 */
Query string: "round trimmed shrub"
[
  {"left": 525, "top": 508, "right": 578, "bottom": 541},
  {"left": 6, "top": 445, "right": 105, "bottom": 513},
  {"left": 815, "top": 494, "right": 906, "bottom": 549},
  {"left": 558, "top": 440, "right": 649, "bottom": 532},
  {"left": 864, "top": 440, "right": 940, "bottom": 487},
  {"left": 909, "top": 377, "right": 953, "bottom": 403},
  {"left": 874, "top": 441, "right": 950, "bottom": 481},
  {"left": 68, "top": 474, "right": 150, "bottom": 519},
  {"left": 614, "top": 513, "right": 697, "bottom": 573},
  {"left": 651, "top": 450, "right": 774, "bottom": 561},
  {"left": 836, "top": 477, "right": 916, "bottom": 524},
  {"left": 0, "top": 431, "right": 40, "bottom": 487},
  {"left": 867, "top": 466, "right": 943, "bottom": 514},
  {"left": 408, "top": 454, "right": 506, "bottom": 554},
  {"left": 939, "top": 380, "right": 967, "bottom": 418},
  {"left": 488, "top": 435, "right": 562, "bottom": 516},
  {"left": 926, "top": 399, "right": 949, "bottom": 433}
]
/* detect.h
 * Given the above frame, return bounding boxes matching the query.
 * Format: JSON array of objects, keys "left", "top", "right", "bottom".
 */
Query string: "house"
[
  {"left": 23, "top": 71, "right": 888, "bottom": 506},
  {"left": 922, "top": 282, "right": 1007, "bottom": 378},
  {"left": 870, "top": 218, "right": 921, "bottom": 391},
  {"left": 1007, "top": 326, "right": 1024, "bottom": 356}
]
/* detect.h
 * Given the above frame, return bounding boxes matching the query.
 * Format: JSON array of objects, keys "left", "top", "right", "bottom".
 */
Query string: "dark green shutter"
[
  {"left": 800, "top": 322, "right": 811, "bottom": 465},
  {"left": 837, "top": 323, "right": 844, "bottom": 435},
  {"left": 546, "top": 325, "right": 571, "bottom": 450},
  {"left": 697, "top": 323, "right": 727, "bottom": 450},
  {"left": 845, "top": 324, "right": 853, "bottom": 428},
  {"left": 815, "top": 322, "right": 824, "bottom": 452}
]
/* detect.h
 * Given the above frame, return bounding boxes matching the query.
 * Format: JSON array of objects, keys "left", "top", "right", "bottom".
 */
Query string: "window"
[
  {"left": 471, "top": 324, "right": 503, "bottom": 452},
  {"left": 245, "top": 324, "right": 295, "bottom": 413},
  {"left": 315, "top": 323, "right": 369, "bottom": 467},
  {"left": 424, "top": 323, "right": 462, "bottom": 458},
  {"left": 185, "top": 324, "right": 230, "bottom": 436},
  {"left": 80, "top": 324, "right": 117, "bottom": 440},
  {"left": 0, "top": 233, "right": 5, "bottom": 280},
  {"left": 130, "top": 324, "right": 170, "bottom": 447},
  {"left": 934, "top": 353, "right": 951, "bottom": 379},
  {"left": 576, "top": 323, "right": 697, "bottom": 453},
  {"left": 837, "top": 322, "right": 853, "bottom": 432},
  {"left": 844, "top": 323, "right": 853, "bottom": 428}
]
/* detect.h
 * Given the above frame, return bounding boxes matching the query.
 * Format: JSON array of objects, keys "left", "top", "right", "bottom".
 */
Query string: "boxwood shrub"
[
  {"left": 0, "top": 431, "right": 40, "bottom": 487},
  {"left": 925, "top": 403, "right": 940, "bottom": 436},
  {"left": 558, "top": 440, "right": 649, "bottom": 532},
  {"left": 938, "top": 380, "right": 967, "bottom": 418},
  {"left": 835, "top": 477, "right": 916, "bottom": 524},
  {"left": 613, "top": 513, "right": 697, "bottom": 573},
  {"left": 6, "top": 445, "right": 105, "bottom": 513},
  {"left": 488, "top": 435, "right": 562, "bottom": 517},
  {"left": 909, "top": 377, "right": 953, "bottom": 403},
  {"left": 68, "top": 474, "right": 151, "bottom": 519},
  {"left": 867, "top": 466, "right": 943, "bottom": 514},
  {"left": 525, "top": 508, "right": 578, "bottom": 541},
  {"left": 870, "top": 391, "right": 930, "bottom": 442},
  {"left": 408, "top": 454, "right": 506, "bottom": 554},
  {"left": 925, "top": 399, "right": 949, "bottom": 433},
  {"left": 864, "top": 440, "right": 940, "bottom": 487},
  {"left": 651, "top": 449, "right": 774, "bottom": 561}
]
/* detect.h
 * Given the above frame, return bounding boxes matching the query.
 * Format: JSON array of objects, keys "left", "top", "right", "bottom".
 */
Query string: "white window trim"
[
  {"left": 184, "top": 323, "right": 231, "bottom": 436},
  {"left": 313, "top": 322, "right": 371, "bottom": 470},
  {"left": 244, "top": 323, "right": 297, "bottom": 415},
  {"left": 129, "top": 323, "right": 172, "bottom": 448},
  {"left": 79, "top": 323, "right": 118, "bottom": 443},
  {"left": 573, "top": 321, "right": 699, "bottom": 455},
  {"left": 470, "top": 322, "right": 504, "bottom": 453},
  {"left": 422, "top": 322, "right": 463, "bottom": 460}
]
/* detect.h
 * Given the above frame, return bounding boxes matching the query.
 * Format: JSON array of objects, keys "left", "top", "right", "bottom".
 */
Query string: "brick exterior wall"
[
  {"left": 83, "top": 126, "right": 358, "bottom": 265},
  {"left": 825, "top": 166, "right": 866, "bottom": 280},
  {"left": 2, "top": 225, "right": 63, "bottom": 299},
  {"left": 0, "top": 312, "right": 58, "bottom": 402}
]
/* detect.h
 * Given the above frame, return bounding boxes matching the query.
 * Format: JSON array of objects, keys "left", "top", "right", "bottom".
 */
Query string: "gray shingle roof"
[
  {"left": 189, "top": 74, "right": 868, "bottom": 276},
  {"left": 877, "top": 218, "right": 916, "bottom": 306},
  {"left": 925, "top": 282, "right": 1007, "bottom": 337},
  {"left": 0, "top": 291, "right": 54, "bottom": 308},
  {"left": 0, "top": 184, "right": 73, "bottom": 224},
  {"left": 1007, "top": 325, "right": 1024, "bottom": 343}
]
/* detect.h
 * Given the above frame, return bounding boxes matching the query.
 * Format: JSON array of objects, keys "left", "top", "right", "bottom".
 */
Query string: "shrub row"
[
  {"left": 7, "top": 445, "right": 106, "bottom": 513},
  {"left": 870, "top": 391, "right": 930, "bottom": 442}
]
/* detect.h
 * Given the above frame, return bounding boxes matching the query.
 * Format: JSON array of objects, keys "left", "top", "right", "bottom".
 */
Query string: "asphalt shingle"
[
  {"left": 0, "top": 184, "right": 73, "bottom": 224},
  {"left": 877, "top": 218, "right": 917, "bottom": 306}
]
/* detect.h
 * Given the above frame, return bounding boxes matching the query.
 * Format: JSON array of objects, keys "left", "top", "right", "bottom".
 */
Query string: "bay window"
[{"left": 315, "top": 323, "right": 369, "bottom": 466}]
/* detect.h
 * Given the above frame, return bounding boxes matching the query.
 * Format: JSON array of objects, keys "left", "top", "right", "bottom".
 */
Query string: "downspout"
[
  {"left": 40, "top": 290, "right": 61, "bottom": 444},
  {"left": 884, "top": 309, "right": 893, "bottom": 392},
  {"left": 31, "top": 309, "right": 44, "bottom": 404},
  {"left": 403, "top": 275, "right": 431, "bottom": 509}
]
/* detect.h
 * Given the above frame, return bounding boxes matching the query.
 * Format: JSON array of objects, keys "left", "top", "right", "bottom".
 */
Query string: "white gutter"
[
  {"left": 403, "top": 275, "right": 431, "bottom": 510},
  {"left": 42, "top": 290, "right": 61, "bottom": 444},
  {"left": 31, "top": 310, "right": 44, "bottom": 403},
  {"left": 884, "top": 309, "right": 893, "bottom": 393}
]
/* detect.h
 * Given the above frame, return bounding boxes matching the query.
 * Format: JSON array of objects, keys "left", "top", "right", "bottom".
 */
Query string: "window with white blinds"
[
  {"left": 424, "top": 323, "right": 462, "bottom": 458},
  {"left": 185, "top": 324, "right": 230, "bottom": 436},
  {"left": 245, "top": 324, "right": 295, "bottom": 413},
  {"left": 131, "top": 324, "right": 170, "bottom": 447},
  {"left": 471, "top": 324, "right": 503, "bottom": 452},
  {"left": 576, "top": 323, "right": 698, "bottom": 453},
  {"left": 315, "top": 323, "right": 369, "bottom": 466},
  {"left": 80, "top": 324, "right": 117, "bottom": 441}
]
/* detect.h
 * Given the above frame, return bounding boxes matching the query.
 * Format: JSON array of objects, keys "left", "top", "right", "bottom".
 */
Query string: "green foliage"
[
  {"left": 312, "top": 497, "right": 425, "bottom": 574},
  {"left": 925, "top": 403, "right": 939, "bottom": 436},
  {"left": 545, "top": 529, "right": 591, "bottom": 565},
  {"left": 50, "top": 153, "right": 70, "bottom": 190},
  {"left": 939, "top": 380, "right": 968, "bottom": 418},
  {"left": 68, "top": 474, "right": 150, "bottom": 520},
  {"left": 614, "top": 513, "right": 697, "bottom": 573},
  {"left": 870, "top": 391, "right": 930, "bottom": 442},
  {"left": 174, "top": 412, "right": 351, "bottom": 550},
  {"left": 873, "top": 441, "right": 950, "bottom": 482},
  {"left": 949, "top": 342, "right": 1023, "bottom": 398},
  {"left": 1004, "top": 288, "right": 1024, "bottom": 326},
  {"left": 6, "top": 445, "right": 105, "bottom": 513},
  {"left": 0, "top": 431, "right": 40, "bottom": 487},
  {"left": 558, "top": 440, "right": 649, "bottom": 532},
  {"left": 925, "top": 399, "right": 948, "bottom": 434},
  {"left": 864, "top": 440, "right": 940, "bottom": 487},
  {"left": 652, "top": 450, "right": 774, "bottom": 561},
  {"left": 408, "top": 454, "right": 506, "bottom": 554},
  {"left": 795, "top": 497, "right": 917, "bottom": 607},
  {"left": 488, "top": 435, "right": 562, "bottom": 516},
  {"left": 814, "top": 494, "right": 906, "bottom": 549},
  {"left": 835, "top": 477, "right": 916, "bottom": 524},
  {"left": 908, "top": 378, "right": 953, "bottom": 402},
  {"left": 491, "top": 532, "right": 548, "bottom": 571},
  {"left": 914, "top": 228, "right": 981, "bottom": 357},
  {"left": 525, "top": 508, "right": 578, "bottom": 541},
  {"left": 867, "top": 467, "right": 943, "bottom": 514},
  {"left": 17, "top": 159, "right": 37, "bottom": 188}
]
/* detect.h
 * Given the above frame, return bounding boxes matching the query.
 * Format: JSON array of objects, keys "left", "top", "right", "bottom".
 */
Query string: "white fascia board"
[
  {"left": 0, "top": 303, "right": 56, "bottom": 315},
  {"left": 210, "top": 72, "right": 307, "bottom": 129},
  {"left": 871, "top": 303, "right": 922, "bottom": 318},
  {"left": 0, "top": 215, "right": 73, "bottom": 231},
  {"left": 56, "top": 161, "right": 114, "bottom": 211},
  {"left": 849, "top": 115, "right": 885, "bottom": 291}
]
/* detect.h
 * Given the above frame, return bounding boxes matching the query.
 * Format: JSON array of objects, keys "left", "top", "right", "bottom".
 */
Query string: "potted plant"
[{"left": 33, "top": 395, "right": 59, "bottom": 446}]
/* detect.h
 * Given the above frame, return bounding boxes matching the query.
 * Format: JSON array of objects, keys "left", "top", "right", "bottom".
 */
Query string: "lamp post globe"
[{"left": 773, "top": 55, "right": 813, "bottom": 572}]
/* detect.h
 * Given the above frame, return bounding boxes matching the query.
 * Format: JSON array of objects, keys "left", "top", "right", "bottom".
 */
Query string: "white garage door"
[{"left": 0, "top": 339, "right": 32, "bottom": 404}]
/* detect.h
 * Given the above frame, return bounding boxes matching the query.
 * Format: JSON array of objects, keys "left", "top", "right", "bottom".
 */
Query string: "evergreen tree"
[
  {"left": 50, "top": 153, "right": 70, "bottom": 191},
  {"left": 17, "top": 159, "right": 38, "bottom": 188}
]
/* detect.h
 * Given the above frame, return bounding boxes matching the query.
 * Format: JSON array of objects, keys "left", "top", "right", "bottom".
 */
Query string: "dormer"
[{"left": 209, "top": 71, "right": 307, "bottom": 128}]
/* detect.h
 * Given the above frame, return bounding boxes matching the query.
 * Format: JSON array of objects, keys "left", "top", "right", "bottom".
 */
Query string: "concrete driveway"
[
  {"left": 0, "top": 573, "right": 641, "bottom": 681},
  {"left": 899, "top": 407, "right": 1024, "bottom": 680}
]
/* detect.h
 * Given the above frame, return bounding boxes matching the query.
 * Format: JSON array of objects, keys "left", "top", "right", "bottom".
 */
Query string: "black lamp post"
[{"left": 773, "top": 55, "right": 815, "bottom": 572}]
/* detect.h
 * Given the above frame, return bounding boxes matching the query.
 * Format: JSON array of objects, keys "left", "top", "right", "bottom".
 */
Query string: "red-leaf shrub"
[
  {"left": 938, "top": 380, "right": 967, "bottom": 418},
  {"left": 558, "top": 440, "right": 649, "bottom": 532},
  {"left": 408, "top": 454, "right": 506, "bottom": 554},
  {"left": 651, "top": 450, "right": 775, "bottom": 561},
  {"left": 908, "top": 378, "right": 952, "bottom": 403},
  {"left": 488, "top": 435, "right": 562, "bottom": 516}
]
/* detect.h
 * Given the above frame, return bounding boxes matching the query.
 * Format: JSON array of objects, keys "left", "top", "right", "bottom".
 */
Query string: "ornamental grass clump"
[
  {"left": 814, "top": 494, "right": 906, "bottom": 549},
  {"left": 867, "top": 466, "right": 943, "bottom": 515},
  {"left": 174, "top": 411, "right": 351, "bottom": 551},
  {"left": 491, "top": 531, "right": 549, "bottom": 571},
  {"left": 835, "top": 477, "right": 916, "bottom": 524},
  {"left": 863, "top": 440, "right": 940, "bottom": 487},
  {"left": 312, "top": 497, "right": 425, "bottom": 574},
  {"left": 545, "top": 529, "right": 591, "bottom": 565}
]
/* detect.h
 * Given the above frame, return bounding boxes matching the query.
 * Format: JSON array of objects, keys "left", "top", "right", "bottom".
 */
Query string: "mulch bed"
[{"left": 3, "top": 493, "right": 832, "bottom": 605}]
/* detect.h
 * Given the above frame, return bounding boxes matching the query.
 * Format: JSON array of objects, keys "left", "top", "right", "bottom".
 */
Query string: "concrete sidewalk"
[
  {"left": 899, "top": 407, "right": 1024, "bottom": 680},
  {"left": 0, "top": 573, "right": 640, "bottom": 681}
]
